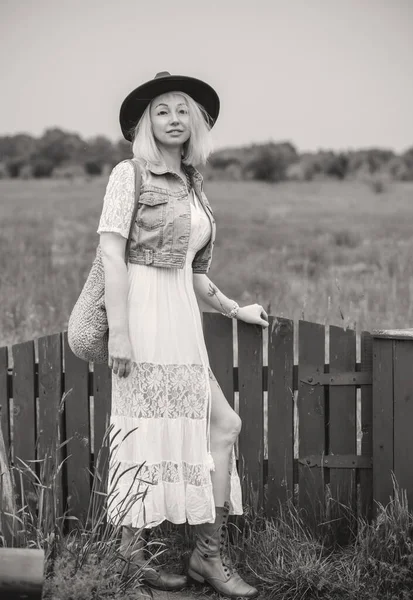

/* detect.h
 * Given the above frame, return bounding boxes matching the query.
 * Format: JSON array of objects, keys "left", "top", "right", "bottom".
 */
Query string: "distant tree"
[
  {"left": 401, "top": 147, "right": 413, "bottom": 180},
  {"left": 366, "top": 149, "right": 394, "bottom": 173},
  {"left": 209, "top": 152, "right": 241, "bottom": 170},
  {"left": 403, "top": 146, "right": 413, "bottom": 161},
  {"left": 117, "top": 138, "right": 132, "bottom": 162},
  {"left": 245, "top": 142, "right": 298, "bottom": 182},
  {"left": 6, "top": 157, "right": 27, "bottom": 178},
  {"left": 347, "top": 148, "right": 395, "bottom": 176},
  {"left": 84, "top": 160, "right": 103, "bottom": 176},
  {"left": 37, "top": 128, "right": 86, "bottom": 168},
  {"left": 245, "top": 147, "right": 280, "bottom": 182},
  {"left": 325, "top": 152, "right": 349, "bottom": 179},
  {"left": 85, "top": 135, "right": 117, "bottom": 171},
  {"left": 32, "top": 158, "right": 54, "bottom": 178},
  {"left": 0, "top": 133, "right": 37, "bottom": 161}
]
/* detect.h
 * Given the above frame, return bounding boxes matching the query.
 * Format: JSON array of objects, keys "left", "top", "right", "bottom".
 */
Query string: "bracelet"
[{"left": 221, "top": 301, "right": 240, "bottom": 319}]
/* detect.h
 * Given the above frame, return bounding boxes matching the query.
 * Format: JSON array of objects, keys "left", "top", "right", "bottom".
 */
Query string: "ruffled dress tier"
[{"left": 97, "top": 162, "right": 243, "bottom": 529}]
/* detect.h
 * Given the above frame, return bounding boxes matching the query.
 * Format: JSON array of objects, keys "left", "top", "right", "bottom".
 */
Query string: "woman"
[{"left": 97, "top": 71, "right": 268, "bottom": 598}]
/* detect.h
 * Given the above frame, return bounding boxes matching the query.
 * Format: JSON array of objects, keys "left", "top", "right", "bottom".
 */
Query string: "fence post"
[
  {"left": 372, "top": 329, "right": 413, "bottom": 512},
  {"left": 360, "top": 332, "right": 373, "bottom": 521}
]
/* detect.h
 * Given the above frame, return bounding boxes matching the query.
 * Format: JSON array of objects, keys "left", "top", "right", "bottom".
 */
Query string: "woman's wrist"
[{"left": 221, "top": 301, "right": 240, "bottom": 319}]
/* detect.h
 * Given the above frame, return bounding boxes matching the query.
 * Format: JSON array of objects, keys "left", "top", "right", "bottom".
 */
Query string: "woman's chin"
[{"left": 158, "top": 139, "right": 187, "bottom": 150}]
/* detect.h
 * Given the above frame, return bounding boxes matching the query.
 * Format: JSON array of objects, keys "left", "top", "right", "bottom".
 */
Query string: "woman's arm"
[
  {"left": 193, "top": 273, "right": 237, "bottom": 315},
  {"left": 100, "top": 232, "right": 129, "bottom": 334},
  {"left": 100, "top": 232, "right": 133, "bottom": 377},
  {"left": 193, "top": 273, "right": 269, "bottom": 327}
]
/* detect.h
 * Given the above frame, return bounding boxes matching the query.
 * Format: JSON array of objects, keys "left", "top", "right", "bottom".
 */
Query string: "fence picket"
[
  {"left": 237, "top": 320, "right": 264, "bottom": 511},
  {"left": 203, "top": 312, "right": 234, "bottom": 408},
  {"left": 297, "top": 320, "right": 326, "bottom": 530},
  {"left": 393, "top": 340, "right": 413, "bottom": 503},
  {"left": 0, "top": 344, "right": 16, "bottom": 547},
  {"left": 372, "top": 337, "right": 394, "bottom": 512},
  {"left": 267, "top": 317, "right": 294, "bottom": 516},
  {"left": 0, "top": 347, "right": 10, "bottom": 460},
  {"left": 63, "top": 333, "right": 91, "bottom": 526},
  {"left": 93, "top": 363, "right": 112, "bottom": 519},
  {"left": 360, "top": 332, "right": 373, "bottom": 521},
  {"left": 37, "top": 333, "right": 64, "bottom": 521},
  {"left": 329, "top": 325, "right": 357, "bottom": 543},
  {"left": 12, "top": 340, "right": 37, "bottom": 512}
]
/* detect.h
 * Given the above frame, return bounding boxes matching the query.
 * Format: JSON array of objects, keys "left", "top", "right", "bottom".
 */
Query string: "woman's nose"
[{"left": 169, "top": 112, "right": 180, "bottom": 124}]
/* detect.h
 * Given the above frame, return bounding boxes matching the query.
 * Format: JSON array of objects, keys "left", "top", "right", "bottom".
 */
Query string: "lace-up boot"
[
  {"left": 188, "top": 501, "right": 259, "bottom": 598},
  {"left": 119, "top": 525, "right": 187, "bottom": 591}
]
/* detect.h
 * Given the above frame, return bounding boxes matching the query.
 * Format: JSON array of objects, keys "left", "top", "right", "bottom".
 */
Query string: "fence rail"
[{"left": 1, "top": 314, "right": 411, "bottom": 540}]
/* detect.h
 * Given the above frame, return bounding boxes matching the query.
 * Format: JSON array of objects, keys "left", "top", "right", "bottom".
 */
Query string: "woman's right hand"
[{"left": 108, "top": 331, "right": 133, "bottom": 378}]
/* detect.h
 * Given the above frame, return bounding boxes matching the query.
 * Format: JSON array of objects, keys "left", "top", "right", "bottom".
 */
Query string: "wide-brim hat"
[{"left": 119, "top": 71, "right": 220, "bottom": 141}]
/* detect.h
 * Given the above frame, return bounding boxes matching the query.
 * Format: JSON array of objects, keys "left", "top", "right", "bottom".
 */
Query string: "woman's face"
[{"left": 150, "top": 93, "right": 191, "bottom": 150}]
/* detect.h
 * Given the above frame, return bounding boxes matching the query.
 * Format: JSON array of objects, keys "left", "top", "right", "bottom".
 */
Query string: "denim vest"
[{"left": 127, "top": 159, "right": 216, "bottom": 274}]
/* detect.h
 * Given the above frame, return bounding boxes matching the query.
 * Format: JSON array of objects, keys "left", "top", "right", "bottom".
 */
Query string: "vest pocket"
[{"left": 137, "top": 193, "right": 169, "bottom": 230}]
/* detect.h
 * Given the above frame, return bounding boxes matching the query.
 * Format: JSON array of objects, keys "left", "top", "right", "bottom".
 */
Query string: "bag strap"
[{"left": 124, "top": 158, "right": 142, "bottom": 264}]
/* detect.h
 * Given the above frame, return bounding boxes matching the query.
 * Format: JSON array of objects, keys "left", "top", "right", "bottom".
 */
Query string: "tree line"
[{"left": 0, "top": 128, "right": 412, "bottom": 182}]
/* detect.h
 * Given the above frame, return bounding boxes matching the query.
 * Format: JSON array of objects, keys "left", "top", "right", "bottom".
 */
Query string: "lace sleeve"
[{"left": 97, "top": 161, "right": 135, "bottom": 238}]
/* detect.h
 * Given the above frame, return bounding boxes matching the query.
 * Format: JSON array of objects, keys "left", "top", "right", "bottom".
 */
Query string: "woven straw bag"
[{"left": 67, "top": 159, "right": 142, "bottom": 363}]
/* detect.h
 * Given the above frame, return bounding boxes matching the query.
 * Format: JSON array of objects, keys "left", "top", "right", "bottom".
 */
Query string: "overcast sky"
[{"left": 1, "top": 0, "right": 412, "bottom": 153}]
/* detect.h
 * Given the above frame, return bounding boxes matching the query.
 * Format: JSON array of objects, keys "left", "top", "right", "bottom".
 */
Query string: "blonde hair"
[{"left": 131, "top": 91, "right": 214, "bottom": 166}]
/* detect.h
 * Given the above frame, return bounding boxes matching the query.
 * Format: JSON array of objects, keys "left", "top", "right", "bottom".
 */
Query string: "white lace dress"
[{"left": 97, "top": 162, "right": 243, "bottom": 529}]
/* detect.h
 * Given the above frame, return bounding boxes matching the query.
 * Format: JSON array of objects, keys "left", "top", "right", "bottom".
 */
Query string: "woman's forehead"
[{"left": 152, "top": 92, "right": 187, "bottom": 107}]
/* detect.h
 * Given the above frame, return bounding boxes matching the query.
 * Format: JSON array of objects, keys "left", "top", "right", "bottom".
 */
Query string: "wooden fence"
[{"left": 0, "top": 315, "right": 411, "bottom": 540}]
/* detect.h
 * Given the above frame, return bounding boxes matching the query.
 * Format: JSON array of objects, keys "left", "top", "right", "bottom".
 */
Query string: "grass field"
[{"left": 1, "top": 176, "right": 413, "bottom": 349}]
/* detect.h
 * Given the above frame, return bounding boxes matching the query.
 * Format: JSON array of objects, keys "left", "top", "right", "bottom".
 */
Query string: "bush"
[
  {"left": 84, "top": 160, "right": 103, "bottom": 176},
  {"left": 6, "top": 157, "right": 26, "bottom": 178},
  {"left": 209, "top": 154, "right": 241, "bottom": 170},
  {"left": 325, "top": 152, "right": 349, "bottom": 180},
  {"left": 32, "top": 158, "right": 54, "bottom": 178},
  {"left": 387, "top": 150, "right": 413, "bottom": 181},
  {"left": 246, "top": 146, "right": 289, "bottom": 183}
]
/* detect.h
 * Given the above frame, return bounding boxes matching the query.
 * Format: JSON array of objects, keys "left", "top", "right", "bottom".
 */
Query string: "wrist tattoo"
[{"left": 207, "top": 283, "right": 227, "bottom": 313}]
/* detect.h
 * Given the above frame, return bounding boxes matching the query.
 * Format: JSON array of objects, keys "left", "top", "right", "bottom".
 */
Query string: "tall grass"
[
  {"left": 2, "top": 179, "right": 413, "bottom": 348},
  {"left": 150, "top": 476, "right": 413, "bottom": 600},
  {"left": 0, "top": 388, "right": 165, "bottom": 600}
]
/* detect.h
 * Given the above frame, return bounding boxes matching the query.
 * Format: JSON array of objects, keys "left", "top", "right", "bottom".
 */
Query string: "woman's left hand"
[{"left": 236, "top": 304, "right": 269, "bottom": 328}]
